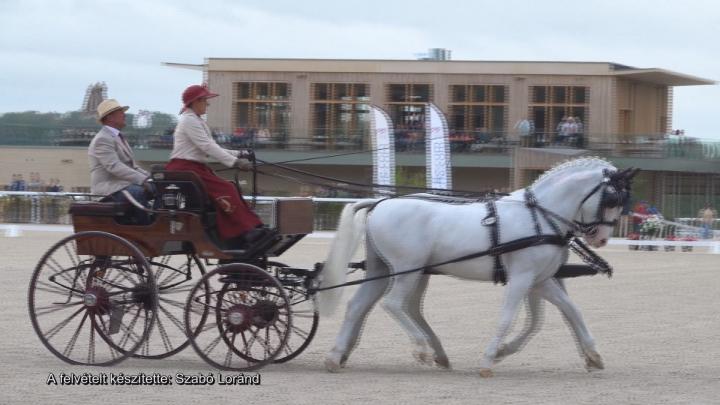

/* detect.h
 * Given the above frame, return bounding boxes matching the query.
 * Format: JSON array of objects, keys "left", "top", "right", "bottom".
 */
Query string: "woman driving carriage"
[{"left": 164, "top": 84, "right": 271, "bottom": 246}]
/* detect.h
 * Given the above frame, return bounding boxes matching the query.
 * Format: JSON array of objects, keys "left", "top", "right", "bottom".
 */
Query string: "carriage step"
[{"left": 278, "top": 267, "right": 319, "bottom": 278}]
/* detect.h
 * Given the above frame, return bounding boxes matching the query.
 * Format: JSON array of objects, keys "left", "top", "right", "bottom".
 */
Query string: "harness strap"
[
  {"left": 309, "top": 234, "right": 570, "bottom": 293},
  {"left": 484, "top": 199, "right": 507, "bottom": 285}
]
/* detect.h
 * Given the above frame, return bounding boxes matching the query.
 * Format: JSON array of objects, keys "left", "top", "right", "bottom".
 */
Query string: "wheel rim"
[
  {"left": 185, "top": 264, "right": 291, "bottom": 371},
  {"left": 28, "top": 231, "right": 156, "bottom": 366},
  {"left": 132, "top": 254, "right": 208, "bottom": 359}
]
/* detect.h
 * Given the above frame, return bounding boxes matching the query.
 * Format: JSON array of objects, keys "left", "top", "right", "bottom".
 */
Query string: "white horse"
[{"left": 317, "top": 157, "right": 637, "bottom": 377}]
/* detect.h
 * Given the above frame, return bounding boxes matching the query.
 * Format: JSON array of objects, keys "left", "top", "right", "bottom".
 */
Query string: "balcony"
[{"left": 1, "top": 124, "right": 719, "bottom": 170}]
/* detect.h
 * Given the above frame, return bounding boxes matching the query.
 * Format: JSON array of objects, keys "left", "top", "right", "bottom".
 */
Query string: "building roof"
[{"left": 164, "top": 58, "right": 715, "bottom": 87}]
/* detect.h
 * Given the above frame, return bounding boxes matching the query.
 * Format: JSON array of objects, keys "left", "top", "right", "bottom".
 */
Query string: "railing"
[
  {"left": 3, "top": 192, "right": 718, "bottom": 239},
  {"left": 3, "top": 125, "right": 719, "bottom": 160}
]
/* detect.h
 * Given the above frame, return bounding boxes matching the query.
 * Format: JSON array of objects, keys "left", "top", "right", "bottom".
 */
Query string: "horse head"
[{"left": 575, "top": 167, "right": 639, "bottom": 247}]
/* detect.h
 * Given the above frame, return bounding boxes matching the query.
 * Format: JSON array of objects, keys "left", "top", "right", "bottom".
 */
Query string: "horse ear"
[{"left": 627, "top": 168, "right": 640, "bottom": 180}]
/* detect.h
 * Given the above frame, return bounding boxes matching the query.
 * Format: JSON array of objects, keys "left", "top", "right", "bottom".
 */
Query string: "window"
[
  {"left": 448, "top": 85, "right": 508, "bottom": 138},
  {"left": 529, "top": 86, "right": 589, "bottom": 139},
  {"left": 311, "top": 83, "right": 370, "bottom": 146},
  {"left": 386, "top": 84, "right": 433, "bottom": 130},
  {"left": 233, "top": 82, "right": 291, "bottom": 140}
]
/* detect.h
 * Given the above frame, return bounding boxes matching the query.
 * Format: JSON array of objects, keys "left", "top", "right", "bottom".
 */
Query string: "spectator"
[
  {"left": 514, "top": 118, "right": 534, "bottom": 147},
  {"left": 15, "top": 174, "right": 26, "bottom": 191},
  {"left": 573, "top": 117, "right": 585, "bottom": 147},
  {"left": 698, "top": 203, "right": 717, "bottom": 239},
  {"left": 27, "top": 172, "right": 45, "bottom": 191}
]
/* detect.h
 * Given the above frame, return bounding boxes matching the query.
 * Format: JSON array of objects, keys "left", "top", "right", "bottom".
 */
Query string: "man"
[
  {"left": 88, "top": 99, "right": 152, "bottom": 223},
  {"left": 699, "top": 204, "right": 717, "bottom": 239}
]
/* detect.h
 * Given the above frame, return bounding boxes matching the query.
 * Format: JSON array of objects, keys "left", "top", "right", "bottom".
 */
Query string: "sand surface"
[{"left": 1, "top": 230, "right": 719, "bottom": 404}]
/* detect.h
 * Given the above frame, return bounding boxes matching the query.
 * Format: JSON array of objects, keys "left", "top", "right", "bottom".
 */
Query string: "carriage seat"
[
  {"left": 151, "top": 165, "right": 212, "bottom": 210},
  {"left": 69, "top": 201, "right": 131, "bottom": 217}
]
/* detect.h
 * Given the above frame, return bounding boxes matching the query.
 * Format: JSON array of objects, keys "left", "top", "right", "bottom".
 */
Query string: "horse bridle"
[
  {"left": 574, "top": 170, "right": 630, "bottom": 236},
  {"left": 525, "top": 168, "right": 633, "bottom": 238}
]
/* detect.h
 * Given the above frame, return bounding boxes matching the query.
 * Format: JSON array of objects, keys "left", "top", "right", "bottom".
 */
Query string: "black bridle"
[
  {"left": 574, "top": 170, "right": 631, "bottom": 236},
  {"left": 525, "top": 168, "right": 633, "bottom": 238}
]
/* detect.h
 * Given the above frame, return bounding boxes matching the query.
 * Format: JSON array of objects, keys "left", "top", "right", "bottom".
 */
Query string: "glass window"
[
  {"left": 573, "top": 87, "right": 587, "bottom": 103},
  {"left": 473, "top": 86, "right": 486, "bottom": 102},
  {"left": 528, "top": 85, "right": 590, "bottom": 139},
  {"left": 446, "top": 85, "right": 508, "bottom": 137},
  {"left": 491, "top": 86, "right": 505, "bottom": 103},
  {"left": 451, "top": 85, "right": 467, "bottom": 103},
  {"left": 232, "top": 81, "right": 291, "bottom": 138}
]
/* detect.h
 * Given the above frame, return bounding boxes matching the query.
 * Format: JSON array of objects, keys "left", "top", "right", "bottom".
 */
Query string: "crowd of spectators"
[{"left": 6, "top": 172, "right": 63, "bottom": 192}]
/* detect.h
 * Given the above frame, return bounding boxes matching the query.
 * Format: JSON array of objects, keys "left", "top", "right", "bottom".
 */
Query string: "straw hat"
[{"left": 96, "top": 99, "right": 129, "bottom": 123}]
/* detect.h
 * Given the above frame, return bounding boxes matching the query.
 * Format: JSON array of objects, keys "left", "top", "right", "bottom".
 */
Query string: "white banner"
[
  {"left": 370, "top": 105, "right": 395, "bottom": 195},
  {"left": 425, "top": 103, "right": 452, "bottom": 190}
]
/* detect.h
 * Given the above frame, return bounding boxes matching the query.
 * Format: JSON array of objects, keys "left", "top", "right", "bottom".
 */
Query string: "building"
[
  {"left": 1, "top": 58, "right": 717, "bottom": 220},
  {"left": 167, "top": 58, "right": 712, "bottom": 144}
]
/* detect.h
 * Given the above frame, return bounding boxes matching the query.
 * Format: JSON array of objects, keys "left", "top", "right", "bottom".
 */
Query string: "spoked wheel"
[
  {"left": 28, "top": 231, "right": 157, "bottom": 366},
  {"left": 267, "top": 261, "right": 319, "bottom": 363},
  {"left": 132, "top": 254, "right": 208, "bottom": 359},
  {"left": 185, "top": 263, "right": 291, "bottom": 371}
]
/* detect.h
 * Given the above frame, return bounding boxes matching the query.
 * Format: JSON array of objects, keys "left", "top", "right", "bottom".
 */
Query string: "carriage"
[
  {"left": 28, "top": 157, "right": 637, "bottom": 376},
  {"left": 28, "top": 165, "right": 321, "bottom": 371}
]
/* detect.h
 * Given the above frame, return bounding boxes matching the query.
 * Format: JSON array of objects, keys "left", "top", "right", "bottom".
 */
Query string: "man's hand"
[{"left": 234, "top": 158, "right": 252, "bottom": 170}]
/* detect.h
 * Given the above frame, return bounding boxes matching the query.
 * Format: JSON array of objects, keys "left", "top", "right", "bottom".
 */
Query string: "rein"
[{"left": 312, "top": 175, "right": 623, "bottom": 293}]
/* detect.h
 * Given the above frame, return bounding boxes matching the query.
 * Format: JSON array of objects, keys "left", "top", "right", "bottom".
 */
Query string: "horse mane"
[{"left": 530, "top": 156, "right": 614, "bottom": 188}]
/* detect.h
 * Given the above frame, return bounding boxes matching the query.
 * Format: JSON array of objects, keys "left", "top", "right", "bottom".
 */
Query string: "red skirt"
[{"left": 165, "top": 159, "right": 261, "bottom": 238}]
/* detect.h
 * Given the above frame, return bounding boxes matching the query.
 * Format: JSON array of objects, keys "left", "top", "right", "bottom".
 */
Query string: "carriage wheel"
[
  {"left": 267, "top": 261, "right": 319, "bottom": 363},
  {"left": 131, "top": 254, "right": 209, "bottom": 359},
  {"left": 28, "top": 231, "right": 157, "bottom": 366},
  {"left": 185, "top": 263, "right": 291, "bottom": 371}
]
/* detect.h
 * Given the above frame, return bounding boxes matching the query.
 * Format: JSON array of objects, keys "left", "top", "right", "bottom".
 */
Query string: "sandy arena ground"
[{"left": 1, "top": 229, "right": 719, "bottom": 404}]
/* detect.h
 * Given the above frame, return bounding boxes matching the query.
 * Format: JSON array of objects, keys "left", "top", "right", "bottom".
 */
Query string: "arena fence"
[
  {"left": 1, "top": 191, "right": 717, "bottom": 243},
  {"left": 0, "top": 191, "right": 351, "bottom": 231}
]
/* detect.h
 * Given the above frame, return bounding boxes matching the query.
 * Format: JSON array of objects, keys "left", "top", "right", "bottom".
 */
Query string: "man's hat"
[
  {"left": 182, "top": 84, "right": 219, "bottom": 109},
  {"left": 97, "top": 99, "right": 129, "bottom": 123}
]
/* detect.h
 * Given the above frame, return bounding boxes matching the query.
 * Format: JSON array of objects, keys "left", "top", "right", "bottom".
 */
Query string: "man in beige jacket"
[{"left": 88, "top": 99, "right": 152, "bottom": 223}]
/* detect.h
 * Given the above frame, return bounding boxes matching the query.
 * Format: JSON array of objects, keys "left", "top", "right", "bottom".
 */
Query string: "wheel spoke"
[
  {"left": 62, "top": 311, "right": 89, "bottom": 358},
  {"left": 44, "top": 306, "right": 86, "bottom": 340}
]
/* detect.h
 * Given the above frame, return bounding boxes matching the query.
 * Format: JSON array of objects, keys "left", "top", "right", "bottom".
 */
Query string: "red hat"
[{"left": 182, "top": 84, "right": 219, "bottom": 108}]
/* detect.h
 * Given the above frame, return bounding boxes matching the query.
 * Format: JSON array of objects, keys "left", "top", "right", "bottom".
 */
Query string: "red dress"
[{"left": 165, "top": 158, "right": 261, "bottom": 238}]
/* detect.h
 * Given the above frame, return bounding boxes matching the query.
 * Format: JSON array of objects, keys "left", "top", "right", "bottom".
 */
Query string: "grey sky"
[{"left": 1, "top": 0, "right": 718, "bottom": 138}]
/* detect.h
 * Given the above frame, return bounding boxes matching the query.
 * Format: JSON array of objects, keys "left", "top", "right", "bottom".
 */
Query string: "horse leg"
[
  {"left": 479, "top": 274, "right": 535, "bottom": 377},
  {"left": 381, "top": 271, "right": 438, "bottom": 368},
  {"left": 494, "top": 290, "right": 544, "bottom": 363},
  {"left": 534, "top": 277, "right": 604, "bottom": 371},
  {"left": 324, "top": 247, "right": 390, "bottom": 372},
  {"left": 405, "top": 274, "right": 451, "bottom": 369}
]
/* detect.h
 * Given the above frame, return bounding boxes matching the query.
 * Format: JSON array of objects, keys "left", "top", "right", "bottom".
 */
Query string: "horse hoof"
[
  {"left": 494, "top": 344, "right": 509, "bottom": 364},
  {"left": 325, "top": 358, "right": 342, "bottom": 373},
  {"left": 434, "top": 355, "right": 451, "bottom": 370},
  {"left": 479, "top": 368, "right": 494, "bottom": 378},
  {"left": 584, "top": 351, "right": 605, "bottom": 371},
  {"left": 413, "top": 350, "right": 435, "bottom": 366}
]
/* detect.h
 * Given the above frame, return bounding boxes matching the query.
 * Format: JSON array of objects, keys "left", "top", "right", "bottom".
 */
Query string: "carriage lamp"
[{"left": 162, "top": 184, "right": 185, "bottom": 209}]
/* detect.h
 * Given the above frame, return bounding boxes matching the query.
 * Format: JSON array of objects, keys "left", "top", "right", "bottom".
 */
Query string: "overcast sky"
[{"left": 1, "top": 0, "right": 718, "bottom": 138}]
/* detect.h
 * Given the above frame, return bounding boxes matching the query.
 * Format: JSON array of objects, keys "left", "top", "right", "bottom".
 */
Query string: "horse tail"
[{"left": 316, "top": 199, "right": 377, "bottom": 316}]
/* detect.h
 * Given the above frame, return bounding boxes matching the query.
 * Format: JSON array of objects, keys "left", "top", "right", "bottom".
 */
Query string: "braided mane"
[{"left": 531, "top": 157, "right": 615, "bottom": 188}]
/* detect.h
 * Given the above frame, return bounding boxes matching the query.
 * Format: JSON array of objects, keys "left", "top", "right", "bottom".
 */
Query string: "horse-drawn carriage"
[
  {"left": 28, "top": 166, "right": 320, "bottom": 371},
  {"left": 28, "top": 156, "right": 638, "bottom": 376}
]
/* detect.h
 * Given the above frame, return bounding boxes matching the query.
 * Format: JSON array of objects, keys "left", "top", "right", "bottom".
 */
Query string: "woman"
[{"left": 165, "top": 84, "right": 269, "bottom": 245}]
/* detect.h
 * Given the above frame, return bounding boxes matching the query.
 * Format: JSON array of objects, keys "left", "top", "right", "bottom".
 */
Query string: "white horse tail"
[{"left": 316, "top": 199, "right": 377, "bottom": 316}]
